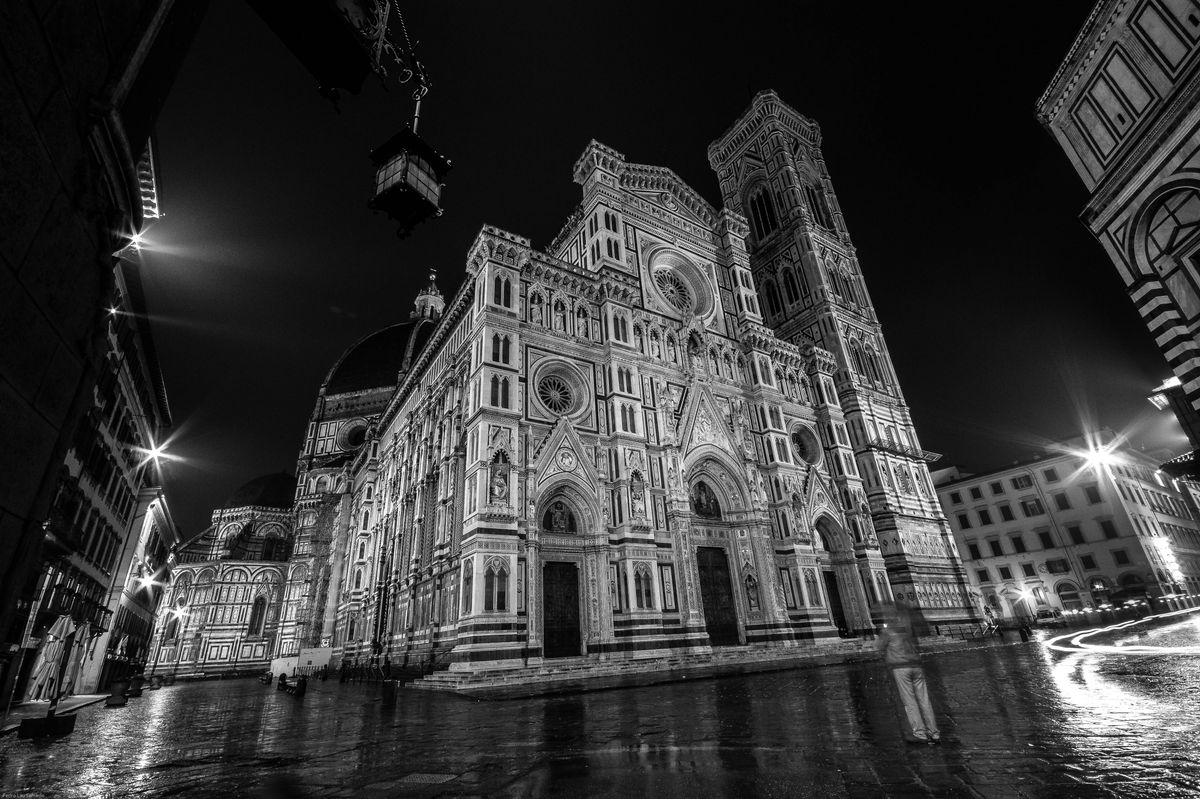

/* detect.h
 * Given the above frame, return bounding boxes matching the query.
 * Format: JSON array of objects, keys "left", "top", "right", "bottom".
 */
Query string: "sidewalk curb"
[{"left": 0, "top": 695, "right": 109, "bottom": 738}]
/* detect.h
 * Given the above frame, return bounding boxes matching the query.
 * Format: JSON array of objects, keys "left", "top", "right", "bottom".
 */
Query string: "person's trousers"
[{"left": 892, "top": 666, "right": 939, "bottom": 740}]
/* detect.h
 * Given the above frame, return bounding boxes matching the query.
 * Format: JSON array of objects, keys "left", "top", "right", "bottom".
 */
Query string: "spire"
[{"left": 411, "top": 269, "right": 445, "bottom": 319}]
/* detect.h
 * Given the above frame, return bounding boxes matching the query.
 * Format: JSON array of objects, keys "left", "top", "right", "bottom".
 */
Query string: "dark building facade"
[{"left": 0, "top": 0, "right": 207, "bottom": 687}]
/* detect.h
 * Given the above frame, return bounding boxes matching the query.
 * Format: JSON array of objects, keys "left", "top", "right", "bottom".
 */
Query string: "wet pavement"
[{"left": 2, "top": 617, "right": 1200, "bottom": 798}]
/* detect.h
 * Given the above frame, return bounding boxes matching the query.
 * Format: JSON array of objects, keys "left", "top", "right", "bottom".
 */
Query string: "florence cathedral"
[{"left": 155, "top": 91, "right": 976, "bottom": 684}]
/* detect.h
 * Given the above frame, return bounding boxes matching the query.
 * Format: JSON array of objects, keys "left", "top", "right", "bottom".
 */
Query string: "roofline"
[
  {"left": 1035, "top": 0, "right": 1120, "bottom": 121},
  {"left": 118, "top": 258, "right": 171, "bottom": 425}
]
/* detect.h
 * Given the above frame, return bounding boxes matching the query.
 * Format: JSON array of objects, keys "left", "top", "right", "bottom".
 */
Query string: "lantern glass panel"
[
  {"left": 406, "top": 154, "right": 442, "bottom": 204},
  {"left": 376, "top": 153, "right": 408, "bottom": 195}
]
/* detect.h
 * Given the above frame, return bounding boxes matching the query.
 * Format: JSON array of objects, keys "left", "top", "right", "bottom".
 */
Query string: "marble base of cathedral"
[{"left": 408, "top": 636, "right": 971, "bottom": 698}]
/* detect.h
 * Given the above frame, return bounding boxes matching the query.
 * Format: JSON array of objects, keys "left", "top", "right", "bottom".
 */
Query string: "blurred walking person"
[{"left": 878, "top": 602, "right": 940, "bottom": 744}]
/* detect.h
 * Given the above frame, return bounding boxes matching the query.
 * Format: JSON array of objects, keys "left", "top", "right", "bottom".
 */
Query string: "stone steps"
[{"left": 407, "top": 640, "right": 901, "bottom": 698}]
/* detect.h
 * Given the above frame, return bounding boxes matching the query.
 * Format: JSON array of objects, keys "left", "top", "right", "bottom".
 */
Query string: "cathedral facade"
[{"left": 274, "top": 92, "right": 974, "bottom": 680}]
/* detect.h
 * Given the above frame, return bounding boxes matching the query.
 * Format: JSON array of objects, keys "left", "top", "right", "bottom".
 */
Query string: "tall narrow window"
[
  {"left": 491, "top": 333, "right": 501, "bottom": 361},
  {"left": 501, "top": 336, "right": 511, "bottom": 363},
  {"left": 247, "top": 596, "right": 266, "bottom": 636},
  {"left": 747, "top": 185, "right": 778, "bottom": 240},
  {"left": 764, "top": 281, "right": 781, "bottom": 315},
  {"left": 462, "top": 559, "right": 474, "bottom": 614},
  {"left": 484, "top": 560, "right": 509, "bottom": 612},
  {"left": 500, "top": 378, "right": 510, "bottom": 408},
  {"left": 493, "top": 274, "right": 503, "bottom": 305},
  {"left": 634, "top": 564, "right": 654, "bottom": 609},
  {"left": 490, "top": 375, "right": 500, "bottom": 406}
]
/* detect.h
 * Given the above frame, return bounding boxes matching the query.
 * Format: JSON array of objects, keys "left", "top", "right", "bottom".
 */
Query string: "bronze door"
[
  {"left": 543, "top": 562, "right": 581, "bottom": 658},
  {"left": 697, "top": 547, "right": 739, "bottom": 646},
  {"left": 823, "top": 570, "right": 849, "bottom": 637}
]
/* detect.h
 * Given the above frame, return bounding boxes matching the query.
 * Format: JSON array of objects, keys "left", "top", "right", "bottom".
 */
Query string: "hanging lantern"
[{"left": 368, "top": 125, "right": 451, "bottom": 237}]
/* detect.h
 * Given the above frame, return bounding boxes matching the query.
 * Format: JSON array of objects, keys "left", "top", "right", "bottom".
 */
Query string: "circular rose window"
[
  {"left": 653, "top": 269, "right": 694, "bottom": 314},
  {"left": 646, "top": 248, "right": 714, "bottom": 318},
  {"left": 537, "top": 375, "right": 573, "bottom": 414},
  {"left": 790, "top": 426, "right": 822, "bottom": 465}
]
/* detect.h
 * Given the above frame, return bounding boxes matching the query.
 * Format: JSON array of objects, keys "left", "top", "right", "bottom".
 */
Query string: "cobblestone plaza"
[{"left": 3, "top": 619, "right": 1199, "bottom": 798}]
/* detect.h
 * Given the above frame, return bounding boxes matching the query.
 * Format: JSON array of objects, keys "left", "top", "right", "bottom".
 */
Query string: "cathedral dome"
[
  {"left": 222, "top": 472, "right": 296, "bottom": 510},
  {"left": 322, "top": 318, "right": 438, "bottom": 396}
]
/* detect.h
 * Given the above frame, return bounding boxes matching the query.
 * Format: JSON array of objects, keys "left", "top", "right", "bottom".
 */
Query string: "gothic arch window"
[
  {"left": 353, "top": 569, "right": 362, "bottom": 590},
  {"left": 347, "top": 617, "right": 356, "bottom": 641},
  {"left": 634, "top": 563, "right": 654, "bottom": 609},
  {"left": 247, "top": 596, "right": 267, "bottom": 636},
  {"left": 361, "top": 510, "right": 370, "bottom": 530},
  {"left": 690, "top": 481, "right": 722, "bottom": 519},
  {"left": 484, "top": 559, "right": 509, "bottom": 612},
  {"left": 849, "top": 340, "right": 867, "bottom": 377},
  {"left": 865, "top": 348, "right": 886, "bottom": 384},
  {"left": 782, "top": 269, "right": 799, "bottom": 303},
  {"left": 804, "top": 569, "right": 823, "bottom": 607},
  {"left": 165, "top": 612, "right": 180, "bottom": 640},
  {"left": 803, "top": 182, "right": 834, "bottom": 229},
  {"left": 462, "top": 558, "right": 474, "bottom": 614},
  {"left": 747, "top": 183, "right": 779, "bottom": 241},
  {"left": 315, "top": 476, "right": 329, "bottom": 493},
  {"left": 764, "top": 280, "right": 781, "bottom": 315},
  {"left": 492, "top": 274, "right": 512, "bottom": 308}
]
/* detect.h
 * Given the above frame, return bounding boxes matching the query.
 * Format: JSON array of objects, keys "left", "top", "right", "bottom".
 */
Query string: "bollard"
[
  {"left": 105, "top": 679, "right": 130, "bottom": 707},
  {"left": 126, "top": 674, "right": 145, "bottom": 698}
]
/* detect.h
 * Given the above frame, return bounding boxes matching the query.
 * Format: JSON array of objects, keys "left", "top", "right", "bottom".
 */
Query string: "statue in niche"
[
  {"left": 650, "top": 331, "right": 662, "bottom": 358},
  {"left": 553, "top": 301, "right": 567, "bottom": 332},
  {"left": 630, "top": 471, "right": 647, "bottom": 518},
  {"left": 745, "top": 575, "right": 760, "bottom": 611},
  {"left": 576, "top": 310, "right": 589, "bottom": 339},
  {"left": 489, "top": 466, "right": 509, "bottom": 502},
  {"left": 690, "top": 481, "right": 721, "bottom": 519},
  {"left": 530, "top": 295, "right": 544, "bottom": 326},
  {"left": 666, "top": 336, "right": 678, "bottom": 364},
  {"left": 634, "top": 325, "right": 644, "bottom": 352}
]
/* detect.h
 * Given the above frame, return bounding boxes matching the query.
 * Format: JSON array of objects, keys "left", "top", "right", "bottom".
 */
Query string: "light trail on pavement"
[{"left": 1045, "top": 606, "right": 1200, "bottom": 655}]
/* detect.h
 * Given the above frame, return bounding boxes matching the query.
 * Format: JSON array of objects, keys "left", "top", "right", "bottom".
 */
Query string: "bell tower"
[{"left": 708, "top": 91, "right": 975, "bottom": 623}]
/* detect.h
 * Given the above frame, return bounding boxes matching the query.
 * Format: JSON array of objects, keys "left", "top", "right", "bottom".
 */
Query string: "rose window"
[
  {"left": 653, "top": 269, "right": 694, "bottom": 314},
  {"left": 537, "top": 375, "right": 573, "bottom": 414}
]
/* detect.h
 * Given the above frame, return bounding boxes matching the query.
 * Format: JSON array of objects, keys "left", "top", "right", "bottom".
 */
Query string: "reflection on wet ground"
[{"left": 3, "top": 625, "right": 1200, "bottom": 797}]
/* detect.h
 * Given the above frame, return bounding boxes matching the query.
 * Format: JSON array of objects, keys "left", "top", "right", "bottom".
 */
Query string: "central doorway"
[
  {"left": 697, "top": 547, "right": 740, "bottom": 646},
  {"left": 823, "top": 569, "right": 849, "bottom": 636},
  {"left": 542, "top": 562, "right": 581, "bottom": 658}
]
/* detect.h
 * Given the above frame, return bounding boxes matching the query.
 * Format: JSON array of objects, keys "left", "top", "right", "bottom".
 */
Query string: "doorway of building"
[
  {"left": 823, "top": 569, "right": 849, "bottom": 636},
  {"left": 697, "top": 547, "right": 740, "bottom": 646},
  {"left": 542, "top": 562, "right": 581, "bottom": 658}
]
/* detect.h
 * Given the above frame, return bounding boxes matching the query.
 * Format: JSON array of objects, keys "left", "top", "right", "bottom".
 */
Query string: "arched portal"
[
  {"left": 684, "top": 454, "right": 752, "bottom": 647},
  {"left": 813, "top": 514, "right": 871, "bottom": 637},
  {"left": 534, "top": 484, "right": 594, "bottom": 659}
]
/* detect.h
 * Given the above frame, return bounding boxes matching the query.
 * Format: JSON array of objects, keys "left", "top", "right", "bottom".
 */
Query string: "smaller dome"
[{"left": 223, "top": 473, "right": 295, "bottom": 510}]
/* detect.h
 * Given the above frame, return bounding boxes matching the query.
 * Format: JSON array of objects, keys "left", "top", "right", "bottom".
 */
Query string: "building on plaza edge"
[
  {"left": 160, "top": 91, "right": 975, "bottom": 684},
  {"left": 1038, "top": 1, "right": 1200, "bottom": 470},
  {"left": 149, "top": 474, "right": 295, "bottom": 679},
  {"left": 933, "top": 432, "right": 1200, "bottom": 621}
]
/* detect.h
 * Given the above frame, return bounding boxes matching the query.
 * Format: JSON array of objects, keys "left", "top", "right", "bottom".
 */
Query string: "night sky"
[{"left": 139, "top": 1, "right": 1187, "bottom": 537}]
